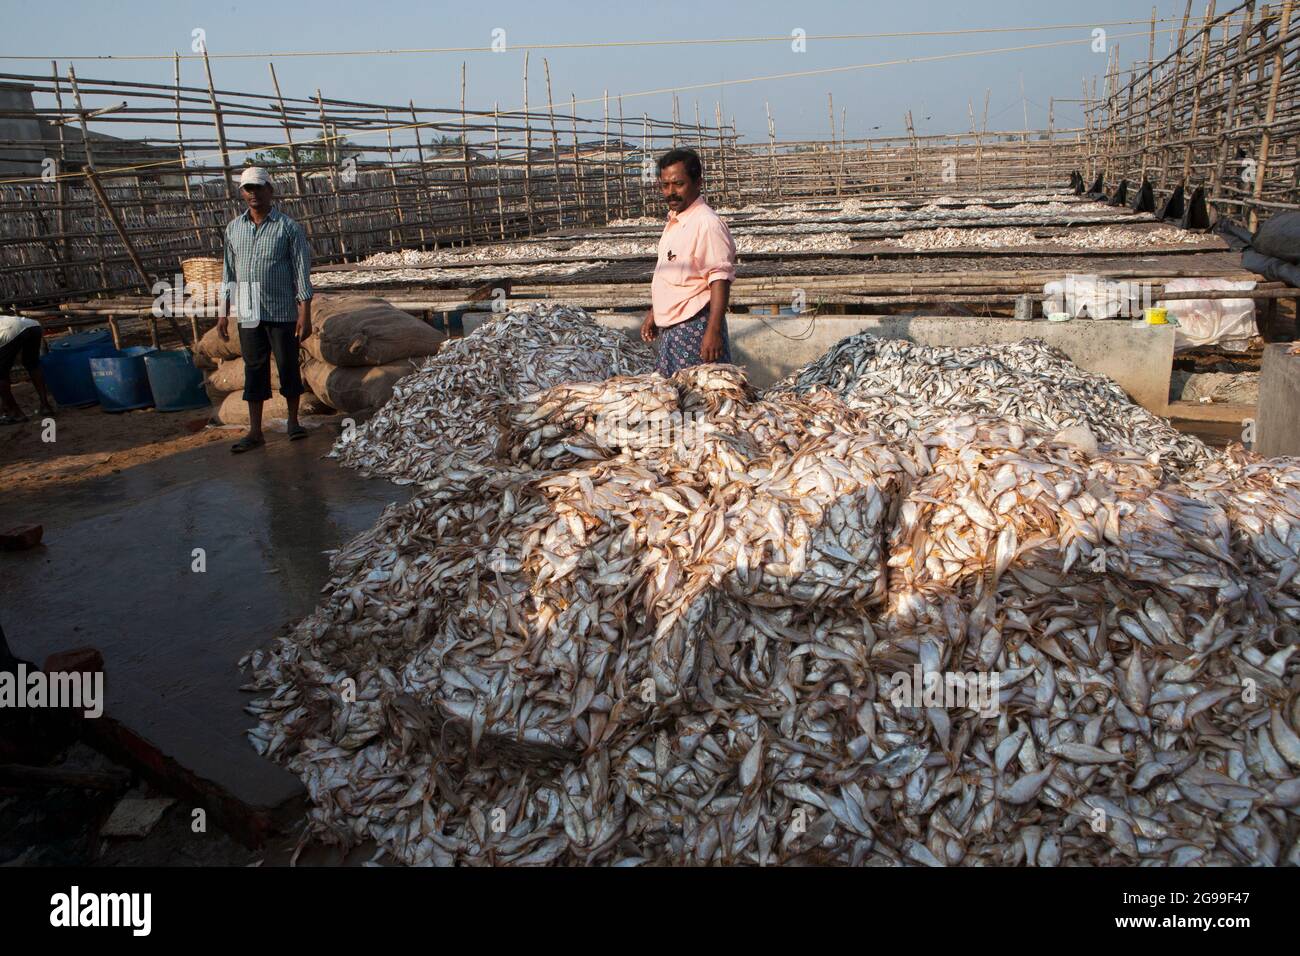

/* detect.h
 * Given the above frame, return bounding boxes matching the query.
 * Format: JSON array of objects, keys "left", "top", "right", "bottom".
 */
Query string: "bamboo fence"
[
  {"left": 723, "top": 130, "right": 1088, "bottom": 204},
  {"left": 4, "top": 5, "right": 1299, "bottom": 310},
  {"left": 1081, "top": 0, "right": 1300, "bottom": 228},
  {"left": 0, "top": 59, "right": 736, "bottom": 306}
]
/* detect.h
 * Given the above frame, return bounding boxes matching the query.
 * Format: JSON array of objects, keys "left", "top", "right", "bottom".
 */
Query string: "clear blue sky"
[{"left": 0, "top": 0, "right": 1203, "bottom": 150}]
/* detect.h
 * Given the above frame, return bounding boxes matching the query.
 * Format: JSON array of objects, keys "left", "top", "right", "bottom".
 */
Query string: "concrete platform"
[
  {"left": 1166, "top": 400, "right": 1256, "bottom": 449},
  {"left": 0, "top": 429, "right": 410, "bottom": 845},
  {"left": 462, "top": 312, "right": 1176, "bottom": 412}
]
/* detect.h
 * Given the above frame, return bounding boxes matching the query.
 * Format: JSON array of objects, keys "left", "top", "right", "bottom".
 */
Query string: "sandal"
[
  {"left": 287, "top": 424, "right": 308, "bottom": 441},
  {"left": 231, "top": 435, "right": 265, "bottom": 454}
]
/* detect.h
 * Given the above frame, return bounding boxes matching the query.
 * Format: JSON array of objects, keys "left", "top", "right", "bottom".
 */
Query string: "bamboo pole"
[
  {"left": 602, "top": 90, "right": 611, "bottom": 225},
  {"left": 715, "top": 102, "right": 729, "bottom": 206},
  {"left": 409, "top": 100, "right": 430, "bottom": 247},
  {"left": 617, "top": 95, "right": 628, "bottom": 218},
  {"left": 493, "top": 101, "right": 506, "bottom": 239},
  {"left": 384, "top": 108, "right": 404, "bottom": 247},
  {"left": 542, "top": 59, "right": 564, "bottom": 225},
  {"left": 200, "top": 46, "right": 235, "bottom": 200},
  {"left": 1184, "top": 0, "right": 1218, "bottom": 183},
  {"left": 172, "top": 54, "right": 206, "bottom": 251},
  {"left": 839, "top": 106, "right": 848, "bottom": 192},
  {"left": 980, "top": 90, "right": 989, "bottom": 190},
  {"left": 1159, "top": 0, "right": 1195, "bottom": 186},
  {"left": 765, "top": 101, "right": 776, "bottom": 197},
  {"left": 641, "top": 112, "right": 650, "bottom": 216},
  {"left": 460, "top": 62, "right": 476, "bottom": 242},
  {"left": 268, "top": 62, "right": 306, "bottom": 209},
  {"left": 314, "top": 90, "right": 348, "bottom": 258},
  {"left": 905, "top": 111, "right": 920, "bottom": 200},
  {"left": 522, "top": 53, "right": 535, "bottom": 234},
  {"left": 1251, "top": 0, "right": 1293, "bottom": 229},
  {"left": 570, "top": 93, "right": 584, "bottom": 225},
  {"left": 1211, "top": 1, "right": 1256, "bottom": 199},
  {"left": 49, "top": 61, "right": 72, "bottom": 284}
]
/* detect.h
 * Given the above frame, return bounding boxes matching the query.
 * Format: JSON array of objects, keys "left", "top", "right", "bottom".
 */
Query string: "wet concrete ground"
[{"left": 0, "top": 428, "right": 410, "bottom": 832}]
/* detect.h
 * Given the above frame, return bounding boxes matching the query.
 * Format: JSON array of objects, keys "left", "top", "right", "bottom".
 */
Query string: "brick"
[
  {"left": 43, "top": 646, "right": 104, "bottom": 675},
  {"left": 0, "top": 524, "right": 42, "bottom": 550}
]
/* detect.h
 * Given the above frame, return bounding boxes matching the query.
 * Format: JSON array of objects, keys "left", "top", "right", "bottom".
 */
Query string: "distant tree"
[{"left": 251, "top": 135, "right": 353, "bottom": 166}]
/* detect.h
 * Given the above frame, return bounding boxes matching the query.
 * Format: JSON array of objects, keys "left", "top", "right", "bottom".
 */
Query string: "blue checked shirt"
[{"left": 221, "top": 207, "right": 312, "bottom": 325}]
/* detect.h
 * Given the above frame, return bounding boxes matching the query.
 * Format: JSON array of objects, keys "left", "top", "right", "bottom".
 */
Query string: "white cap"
[{"left": 238, "top": 166, "right": 271, "bottom": 187}]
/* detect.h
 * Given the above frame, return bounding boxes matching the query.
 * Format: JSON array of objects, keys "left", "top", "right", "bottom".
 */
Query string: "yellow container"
[{"left": 1144, "top": 307, "right": 1168, "bottom": 325}]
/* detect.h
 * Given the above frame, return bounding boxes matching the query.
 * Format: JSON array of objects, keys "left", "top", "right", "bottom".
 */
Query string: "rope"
[{"left": 0, "top": 17, "right": 1239, "bottom": 61}]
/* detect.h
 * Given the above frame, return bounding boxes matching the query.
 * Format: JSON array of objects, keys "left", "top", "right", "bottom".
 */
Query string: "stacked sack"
[
  {"left": 301, "top": 296, "right": 444, "bottom": 415},
  {"left": 193, "top": 295, "right": 445, "bottom": 424}
]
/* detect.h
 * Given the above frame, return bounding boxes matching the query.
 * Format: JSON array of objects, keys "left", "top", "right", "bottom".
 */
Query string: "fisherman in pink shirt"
[{"left": 640, "top": 148, "right": 737, "bottom": 375}]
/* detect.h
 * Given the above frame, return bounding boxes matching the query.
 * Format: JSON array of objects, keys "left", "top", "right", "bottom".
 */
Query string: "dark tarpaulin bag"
[
  {"left": 1252, "top": 212, "right": 1300, "bottom": 266},
  {"left": 1243, "top": 249, "right": 1300, "bottom": 287}
]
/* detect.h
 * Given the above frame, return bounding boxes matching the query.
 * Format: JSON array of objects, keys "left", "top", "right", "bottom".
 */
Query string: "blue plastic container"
[
  {"left": 47, "top": 328, "right": 113, "bottom": 354},
  {"left": 90, "top": 346, "right": 157, "bottom": 412},
  {"left": 39, "top": 343, "right": 117, "bottom": 407},
  {"left": 143, "top": 349, "right": 210, "bottom": 412}
]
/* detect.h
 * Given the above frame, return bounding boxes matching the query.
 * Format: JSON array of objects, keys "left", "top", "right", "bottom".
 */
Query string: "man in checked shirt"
[{"left": 217, "top": 166, "right": 313, "bottom": 452}]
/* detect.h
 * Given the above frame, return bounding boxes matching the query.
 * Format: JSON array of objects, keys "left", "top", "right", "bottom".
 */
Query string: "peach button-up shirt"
[{"left": 650, "top": 197, "right": 737, "bottom": 328}]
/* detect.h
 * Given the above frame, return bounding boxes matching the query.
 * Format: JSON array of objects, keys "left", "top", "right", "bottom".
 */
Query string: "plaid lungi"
[{"left": 655, "top": 306, "right": 731, "bottom": 377}]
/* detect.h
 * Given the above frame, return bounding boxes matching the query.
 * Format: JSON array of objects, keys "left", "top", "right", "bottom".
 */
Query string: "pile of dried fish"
[
  {"left": 313, "top": 260, "right": 605, "bottom": 289},
  {"left": 607, "top": 215, "right": 665, "bottom": 227},
  {"left": 1184, "top": 450, "right": 1300, "bottom": 625},
  {"left": 247, "top": 354, "right": 1300, "bottom": 866},
  {"left": 773, "top": 335, "right": 1219, "bottom": 475},
  {"left": 883, "top": 225, "right": 1209, "bottom": 251},
  {"left": 329, "top": 304, "right": 653, "bottom": 483},
  {"left": 350, "top": 233, "right": 853, "bottom": 264},
  {"left": 738, "top": 233, "right": 852, "bottom": 253}
]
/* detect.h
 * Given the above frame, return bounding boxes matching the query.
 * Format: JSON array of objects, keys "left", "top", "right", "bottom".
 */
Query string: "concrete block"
[
  {"left": 462, "top": 312, "right": 1175, "bottom": 411},
  {"left": 1256, "top": 343, "right": 1300, "bottom": 457}
]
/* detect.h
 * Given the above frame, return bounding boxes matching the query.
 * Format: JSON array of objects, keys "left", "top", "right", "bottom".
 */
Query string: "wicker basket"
[{"left": 181, "top": 257, "right": 223, "bottom": 306}]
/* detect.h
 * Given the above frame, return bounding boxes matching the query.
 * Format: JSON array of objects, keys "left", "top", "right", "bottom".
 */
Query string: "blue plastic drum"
[
  {"left": 90, "top": 346, "right": 157, "bottom": 412},
  {"left": 46, "top": 328, "right": 113, "bottom": 354},
  {"left": 39, "top": 343, "right": 118, "bottom": 407},
  {"left": 143, "top": 349, "right": 210, "bottom": 412}
]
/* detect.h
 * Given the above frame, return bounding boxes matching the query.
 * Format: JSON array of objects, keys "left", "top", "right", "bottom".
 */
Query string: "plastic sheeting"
[
  {"left": 1043, "top": 274, "right": 1143, "bottom": 319},
  {"left": 1157, "top": 278, "right": 1258, "bottom": 352}
]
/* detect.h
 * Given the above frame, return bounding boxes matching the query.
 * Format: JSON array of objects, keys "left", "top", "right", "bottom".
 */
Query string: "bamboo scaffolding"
[
  {"left": 5, "top": 12, "right": 1295, "bottom": 313},
  {"left": 0, "top": 64, "right": 730, "bottom": 305},
  {"left": 1086, "top": 0, "right": 1299, "bottom": 224}
]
